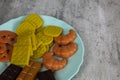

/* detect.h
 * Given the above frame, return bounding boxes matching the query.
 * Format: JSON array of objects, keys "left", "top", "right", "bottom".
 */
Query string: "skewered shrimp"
[
  {"left": 43, "top": 52, "right": 67, "bottom": 70},
  {"left": 54, "top": 29, "right": 76, "bottom": 45},
  {"left": 53, "top": 42, "right": 77, "bottom": 58}
]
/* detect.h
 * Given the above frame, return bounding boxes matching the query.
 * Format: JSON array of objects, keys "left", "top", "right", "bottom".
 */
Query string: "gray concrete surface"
[{"left": 0, "top": 0, "right": 120, "bottom": 80}]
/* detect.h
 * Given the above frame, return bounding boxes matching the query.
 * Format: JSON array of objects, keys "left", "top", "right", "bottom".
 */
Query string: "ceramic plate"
[{"left": 0, "top": 15, "right": 84, "bottom": 80}]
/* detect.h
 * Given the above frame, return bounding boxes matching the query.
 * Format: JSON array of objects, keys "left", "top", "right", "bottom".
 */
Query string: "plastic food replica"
[{"left": 0, "top": 14, "right": 78, "bottom": 80}]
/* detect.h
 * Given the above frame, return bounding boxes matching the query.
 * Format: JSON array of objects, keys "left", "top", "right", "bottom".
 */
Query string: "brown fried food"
[
  {"left": 0, "top": 44, "right": 13, "bottom": 62},
  {"left": 0, "top": 43, "right": 6, "bottom": 53},
  {"left": 43, "top": 52, "right": 67, "bottom": 70},
  {"left": 0, "top": 30, "right": 17, "bottom": 45},
  {"left": 53, "top": 42, "right": 77, "bottom": 58},
  {"left": 54, "top": 29, "right": 76, "bottom": 45}
]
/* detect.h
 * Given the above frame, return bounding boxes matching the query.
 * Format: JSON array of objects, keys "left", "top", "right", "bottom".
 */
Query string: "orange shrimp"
[
  {"left": 43, "top": 52, "right": 67, "bottom": 70},
  {"left": 53, "top": 42, "right": 77, "bottom": 58},
  {"left": 54, "top": 29, "right": 76, "bottom": 45}
]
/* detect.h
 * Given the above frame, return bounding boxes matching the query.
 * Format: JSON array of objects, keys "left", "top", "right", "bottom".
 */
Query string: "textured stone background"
[{"left": 0, "top": 0, "right": 120, "bottom": 80}]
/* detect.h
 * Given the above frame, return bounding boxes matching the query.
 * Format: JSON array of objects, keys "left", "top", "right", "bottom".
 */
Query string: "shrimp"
[
  {"left": 53, "top": 42, "right": 77, "bottom": 58},
  {"left": 43, "top": 52, "right": 67, "bottom": 70},
  {"left": 54, "top": 29, "right": 76, "bottom": 45}
]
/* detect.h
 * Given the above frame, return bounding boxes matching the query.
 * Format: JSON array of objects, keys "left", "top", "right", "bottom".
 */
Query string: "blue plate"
[{"left": 0, "top": 15, "right": 84, "bottom": 80}]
